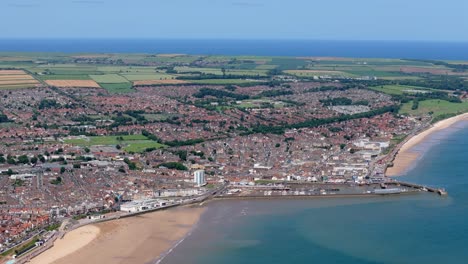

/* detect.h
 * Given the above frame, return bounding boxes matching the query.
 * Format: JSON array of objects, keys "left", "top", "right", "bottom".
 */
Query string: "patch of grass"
[
  {"left": 90, "top": 74, "right": 129, "bottom": 83},
  {"left": 142, "top": 113, "right": 175, "bottom": 121},
  {"left": 122, "top": 73, "right": 175, "bottom": 81},
  {"left": 255, "top": 64, "right": 278, "bottom": 70},
  {"left": 190, "top": 79, "right": 261, "bottom": 85},
  {"left": 124, "top": 141, "right": 165, "bottom": 153},
  {"left": 285, "top": 70, "right": 355, "bottom": 77},
  {"left": 38, "top": 74, "right": 91, "bottom": 80},
  {"left": 399, "top": 99, "right": 468, "bottom": 118},
  {"left": 99, "top": 82, "right": 133, "bottom": 93},
  {"left": 344, "top": 69, "right": 405, "bottom": 77},
  {"left": 369, "top": 85, "right": 433, "bottom": 95},
  {"left": 65, "top": 135, "right": 148, "bottom": 146},
  {"left": 271, "top": 58, "right": 308, "bottom": 70}
]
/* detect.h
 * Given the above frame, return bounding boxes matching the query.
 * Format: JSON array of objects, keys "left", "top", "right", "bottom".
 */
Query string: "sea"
[
  {"left": 161, "top": 120, "right": 468, "bottom": 264},
  {"left": 1, "top": 39, "right": 468, "bottom": 60}
]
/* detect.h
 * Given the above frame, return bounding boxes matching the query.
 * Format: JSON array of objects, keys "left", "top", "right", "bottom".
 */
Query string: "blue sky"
[{"left": 1, "top": 0, "right": 467, "bottom": 41}]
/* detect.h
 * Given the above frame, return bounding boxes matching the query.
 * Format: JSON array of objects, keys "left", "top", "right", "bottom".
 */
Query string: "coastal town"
[{"left": 0, "top": 53, "right": 467, "bottom": 263}]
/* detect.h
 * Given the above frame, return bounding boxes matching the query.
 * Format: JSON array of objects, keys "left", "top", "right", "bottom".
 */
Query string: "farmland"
[
  {"left": 45, "top": 80, "right": 101, "bottom": 88},
  {"left": 0, "top": 53, "right": 467, "bottom": 95},
  {"left": 0, "top": 70, "right": 40, "bottom": 90},
  {"left": 90, "top": 74, "right": 129, "bottom": 83},
  {"left": 134, "top": 79, "right": 188, "bottom": 85},
  {"left": 285, "top": 70, "right": 355, "bottom": 78}
]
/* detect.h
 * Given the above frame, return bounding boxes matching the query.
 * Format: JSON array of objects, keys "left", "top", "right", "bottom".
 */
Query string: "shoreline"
[
  {"left": 386, "top": 113, "right": 468, "bottom": 177},
  {"left": 28, "top": 205, "right": 205, "bottom": 264}
]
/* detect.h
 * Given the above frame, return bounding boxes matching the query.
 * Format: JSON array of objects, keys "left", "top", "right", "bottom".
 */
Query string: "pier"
[{"left": 394, "top": 181, "right": 448, "bottom": 196}]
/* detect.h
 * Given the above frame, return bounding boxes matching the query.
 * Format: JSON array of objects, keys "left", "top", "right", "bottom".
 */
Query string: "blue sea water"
[
  {"left": 1, "top": 39, "right": 468, "bottom": 60},
  {"left": 161, "top": 120, "right": 468, "bottom": 264}
]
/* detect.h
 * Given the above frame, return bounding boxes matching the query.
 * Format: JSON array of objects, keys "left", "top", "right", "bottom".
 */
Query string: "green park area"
[{"left": 64, "top": 135, "right": 165, "bottom": 153}]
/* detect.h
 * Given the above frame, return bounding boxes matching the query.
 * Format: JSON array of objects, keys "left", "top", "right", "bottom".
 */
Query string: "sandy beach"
[
  {"left": 386, "top": 113, "right": 468, "bottom": 176},
  {"left": 30, "top": 206, "right": 205, "bottom": 264}
]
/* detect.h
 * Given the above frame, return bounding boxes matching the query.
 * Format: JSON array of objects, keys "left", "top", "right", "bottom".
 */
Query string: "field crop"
[
  {"left": 133, "top": 79, "right": 188, "bottom": 85},
  {"left": 285, "top": 70, "right": 355, "bottom": 77},
  {"left": 122, "top": 73, "right": 175, "bottom": 81},
  {"left": 90, "top": 74, "right": 129, "bottom": 83},
  {"left": 0, "top": 70, "right": 40, "bottom": 89},
  {"left": 190, "top": 79, "right": 262, "bottom": 85},
  {"left": 45, "top": 80, "right": 101, "bottom": 88}
]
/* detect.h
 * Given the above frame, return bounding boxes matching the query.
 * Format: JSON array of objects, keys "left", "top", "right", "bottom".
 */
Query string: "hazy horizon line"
[{"left": 1, "top": 38, "right": 468, "bottom": 43}]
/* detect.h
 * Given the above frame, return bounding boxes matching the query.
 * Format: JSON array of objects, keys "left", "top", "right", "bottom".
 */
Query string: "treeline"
[
  {"left": 256, "top": 89, "right": 293, "bottom": 98},
  {"left": 391, "top": 90, "right": 462, "bottom": 104},
  {"left": 304, "top": 85, "right": 359, "bottom": 93},
  {"left": 0, "top": 112, "right": 9, "bottom": 123},
  {"left": 38, "top": 99, "right": 59, "bottom": 109},
  {"left": 248, "top": 105, "right": 399, "bottom": 135},
  {"left": 194, "top": 88, "right": 249, "bottom": 100},
  {"left": 319, "top": 97, "right": 369, "bottom": 106},
  {"left": 176, "top": 73, "right": 266, "bottom": 80},
  {"left": 142, "top": 129, "right": 204, "bottom": 147},
  {"left": 320, "top": 97, "right": 352, "bottom": 106},
  {"left": 158, "top": 162, "right": 188, "bottom": 171}
]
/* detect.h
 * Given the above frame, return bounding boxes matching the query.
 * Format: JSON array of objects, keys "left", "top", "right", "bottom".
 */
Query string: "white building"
[{"left": 194, "top": 170, "right": 206, "bottom": 187}]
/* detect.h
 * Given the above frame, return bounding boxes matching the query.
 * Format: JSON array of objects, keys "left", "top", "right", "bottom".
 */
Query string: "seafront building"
[{"left": 194, "top": 170, "right": 206, "bottom": 187}]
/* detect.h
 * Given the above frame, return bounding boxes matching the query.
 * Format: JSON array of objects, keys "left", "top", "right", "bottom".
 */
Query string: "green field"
[
  {"left": 174, "top": 67, "right": 267, "bottom": 77},
  {"left": 38, "top": 74, "right": 92, "bottom": 80},
  {"left": 65, "top": 135, "right": 147, "bottom": 145},
  {"left": 64, "top": 135, "right": 165, "bottom": 153},
  {"left": 124, "top": 141, "right": 165, "bottom": 153},
  {"left": 0, "top": 84, "right": 38, "bottom": 90},
  {"left": 90, "top": 74, "right": 129, "bottom": 83},
  {"left": 99, "top": 82, "right": 133, "bottom": 93},
  {"left": 190, "top": 79, "right": 262, "bottom": 85},
  {"left": 122, "top": 73, "right": 175, "bottom": 81},
  {"left": 369, "top": 85, "right": 434, "bottom": 95},
  {"left": 400, "top": 99, "right": 468, "bottom": 118},
  {"left": 142, "top": 113, "right": 176, "bottom": 121},
  {"left": 285, "top": 70, "right": 356, "bottom": 78}
]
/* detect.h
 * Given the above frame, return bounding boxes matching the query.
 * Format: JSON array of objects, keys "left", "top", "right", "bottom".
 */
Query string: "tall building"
[{"left": 194, "top": 170, "right": 206, "bottom": 187}]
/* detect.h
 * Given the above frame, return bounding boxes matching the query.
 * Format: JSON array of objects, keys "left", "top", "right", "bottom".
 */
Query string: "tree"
[
  {"left": 30, "top": 156, "right": 38, "bottom": 164},
  {"left": 7, "top": 156, "right": 16, "bottom": 165},
  {"left": 221, "top": 67, "right": 226, "bottom": 77},
  {"left": 116, "top": 144, "right": 122, "bottom": 150},
  {"left": 60, "top": 167, "right": 66, "bottom": 174},
  {"left": 84, "top": 147, "right": 90, "bottom": 153}
]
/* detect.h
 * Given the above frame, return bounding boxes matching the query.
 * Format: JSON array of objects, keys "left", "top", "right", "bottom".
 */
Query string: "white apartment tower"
[{"left": 194, "top": 170, "right": 206, "bottom": 187}]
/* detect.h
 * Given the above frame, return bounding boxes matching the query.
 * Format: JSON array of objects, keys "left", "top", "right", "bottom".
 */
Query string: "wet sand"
[
  {"left": 386, "top": 113, "right": 468, "bottom": 176},
  {"left": 30, "top": 206, "right": 205, "bottom": 264}
]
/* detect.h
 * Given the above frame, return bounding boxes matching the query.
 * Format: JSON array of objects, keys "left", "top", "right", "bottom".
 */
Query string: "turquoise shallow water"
[{"left": 161, "top": 120, "right": 468, "bottom": 264}]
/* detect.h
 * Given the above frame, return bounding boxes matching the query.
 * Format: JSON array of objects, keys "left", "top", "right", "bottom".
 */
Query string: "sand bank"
[
  {"left": 31, "top": 206, "right": 205, "bottom": 264},
  {"left": 386, "top": 113, "right": 468, "bottom": 176},
  {"left": 29, "top": 225, "right": 100, "bottom": 264}
]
